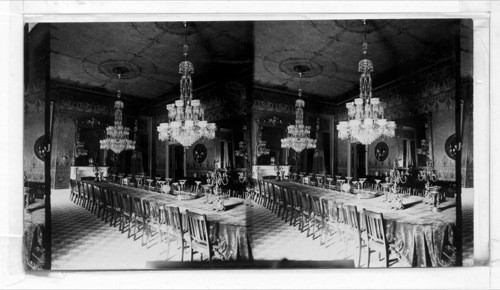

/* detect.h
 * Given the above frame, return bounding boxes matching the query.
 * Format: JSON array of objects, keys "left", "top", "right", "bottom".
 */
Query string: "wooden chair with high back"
[
  {"left": 342, "top": 204, "right": 363, "bottom": 267},
  {"left": 109, "top": 189, "right": 122, "bottom": 227},
  {"left": 259, "top": 180, "right": 269, "bottom": 208},
  {"left": 309, "top": 194, "right": 323, "bottom": 240},
  {"left": 131, "top": 196, "right": 147, "bottom": 243},
  {"left": 100, "top": 188, "right": 113, "bottom": 223},
  {"left": 266, "top": 181, "right": 277, "bottom": 212},
  {"left": 289, "top": 189, "right": 302, "bottom": 227},
  {"left": 273, "top": 184, "right": 286, "bottom": 218},
  {"left": 142, "top": 199, "right": 162, "bottom": 248},
  {"left": 164, "top": 206, "right": 188, "bottom": 261},
  {"left": 119, "top": 193, "right": 134, "bottom": 238},
  {"left": 93, "top": 185, "right": 106, "bottom": 220},
  {"left": 320, "top": 199, "right": 339, "bottom": 246},
  {"left": 69, "top": 179, "right": 77, "bottom": 202},
  {"left": 281, "top": 187, "right": 293, "bottom": 223},
  {"left": 186, "top": 210, "right": 212, "bottom": 261},
  {"left": 299, "top": 192, "right": 312, "bottom": 236},
  {"left": 75, "top": 180, "right": 83, "bottom": 205},
  {"left": 363, "top": 209, "right": 398, "bottom": 268},
  {"left": 81, "top": 182, "right": 90, "bottom": 209}
]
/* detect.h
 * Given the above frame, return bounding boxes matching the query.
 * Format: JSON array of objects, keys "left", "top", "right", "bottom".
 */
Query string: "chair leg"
[{"left": 180, "top": 239, "right": 184, "bottom": 262}]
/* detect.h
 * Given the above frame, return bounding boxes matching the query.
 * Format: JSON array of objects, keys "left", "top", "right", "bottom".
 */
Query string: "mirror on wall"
[
  {"left": 394, "top": 112, "right": 433, "bottom": 169},
  {"left": 74, "top": 117, "right": 106, "bottom": 166}
]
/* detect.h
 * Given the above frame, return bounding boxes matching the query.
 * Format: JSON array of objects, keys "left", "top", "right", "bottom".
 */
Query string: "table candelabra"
[
  {"left": 383, "top": 166, "right": 407, "bottom": 210},
  {"left": 418, "top": 163, "right": 444, "bottom": 211}
]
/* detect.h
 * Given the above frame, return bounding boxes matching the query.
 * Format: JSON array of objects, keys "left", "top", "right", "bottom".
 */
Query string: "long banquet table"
[
  {"left": 86, "top": 181, "right": 253, "bottom": 261},
  {"left": 267, "top": 180, "right": 457, "bottom": 267}
]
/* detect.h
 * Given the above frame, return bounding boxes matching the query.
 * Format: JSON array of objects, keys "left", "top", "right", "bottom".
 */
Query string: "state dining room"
[{"left": 22, "top": 19, "right": 474, "bottom": 270}]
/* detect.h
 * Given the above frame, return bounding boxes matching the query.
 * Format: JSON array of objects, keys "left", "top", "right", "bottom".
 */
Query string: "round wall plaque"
[
  {"left": 193, "top": 143, "right": 207, "bottom": 163},
  {"left": 374, "top": 142, "right": 389, "bottom": 161},
  {"left": 34, "top": 135, "right": 49, "bottom": 161},
  {"left": 445, "top": 134, "right": 458, "bottom": 160}
]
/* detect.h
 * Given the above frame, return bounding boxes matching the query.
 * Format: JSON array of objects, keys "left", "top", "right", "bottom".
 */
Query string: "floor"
[{"left": 50, "top": 188, "right": 474, "bottom": 270}]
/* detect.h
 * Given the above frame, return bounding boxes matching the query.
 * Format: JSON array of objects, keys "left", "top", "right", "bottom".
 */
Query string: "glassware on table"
[
  {"left": 195, "top": 181, "right": 202, "bottom": 194},
  {"left": 358, "top": 178, "right": 366, "bottom": 189},
  {"left": 352, "top": 181, "right": 359, "bottom": 192},
  {"left": 179, "top": 179, "right": 187, "bottom": 191},
  {"left": 326, "top": 177, "right": 333, "bottom": 189},
  {"left": 146, "top": 178, "right": 153, "bottom": 191},
  {"left": 374, "top": 179, "right": 381, "bottom": 191},
  {"left": 157, "top": 180, "right": 166, "bottom": 193}
]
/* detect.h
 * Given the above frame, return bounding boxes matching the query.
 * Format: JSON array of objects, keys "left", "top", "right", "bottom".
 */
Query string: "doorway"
[
  {"left": 351, "top": 143, "right": 366, "bottom": 179},
  {"left": 169, "top": 145, "right": 185, "bottom": 180}
]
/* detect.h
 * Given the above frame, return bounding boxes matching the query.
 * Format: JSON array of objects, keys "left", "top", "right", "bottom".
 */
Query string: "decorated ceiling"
[
  {"left": 255, "top": 19, "right": 458, "bottom": 100},
  {"left": 50, "top": 19, "right": 459, "bottom": 102},
  {"left": 50, "top": 22, "right": 254, "bottom": 100}
]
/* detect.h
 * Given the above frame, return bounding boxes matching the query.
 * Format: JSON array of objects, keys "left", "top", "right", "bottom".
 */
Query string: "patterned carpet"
[{"left": 50, "top": 188, "right": 473, "bottom": 270}]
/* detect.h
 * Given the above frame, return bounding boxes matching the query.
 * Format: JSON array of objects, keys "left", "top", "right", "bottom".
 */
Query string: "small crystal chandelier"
[
  {"left": 256, "top": 125, "right": 270, "bottom": 157},
  {"left": 235, "top": 125, "right": 248, "bottom": 159},
  {"left": 157, "top": 22, "right": 216, "bottom": 147},
  {"left": 281, "top": 72, "right": 317, "bottom": 153},
  {"left": 337, "top": 20, "right": 395, "bottom": 145},
  {"left": 99, "top": 73, "right": 136, "bottom": 154}
]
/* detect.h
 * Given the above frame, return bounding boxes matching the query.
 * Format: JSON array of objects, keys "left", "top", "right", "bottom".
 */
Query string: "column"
[
  {"left": 347, "top": 141, "right": 352, "bottom": 177},
  {"left": 165, "top": 140, "right": 169, "bottom": 178},
  {"left": 250, "top": 117, "right": 257, "bottom": 166},
  {"left": 365, "top": 145, "right": 369, "bottom": 176},
  {"left": 183, "top": 147, "right": 187, "bottom": 177}
]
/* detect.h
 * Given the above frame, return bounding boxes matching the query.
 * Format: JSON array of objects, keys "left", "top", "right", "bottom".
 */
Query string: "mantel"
[{"left": 252, "top": 165, "right": 291, "bottom": 180}]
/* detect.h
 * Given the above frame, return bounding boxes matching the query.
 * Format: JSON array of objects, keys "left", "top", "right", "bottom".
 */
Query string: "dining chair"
[
  {"left": 164, "top": 206, "right": 188, "bottom": 261},
  {"left": 259, "top": 180, "right": 269, "bottom": 208},
  {"left": 94, "top": 185, "right": 106, "bottom": 220},
  {"left": 281, "top": 187, "right": 293, "bottom": 223},
  {"left": 289, "top": 189, "right": 302, "bottom": 227},
  {"left": 273, "top": 184, "right": 285, "bottom": 218},
  {"left": 320, "top": 199, "right": 339, "bottom": 246},
  {"left": 119, "top": 193, "right": 134, "bottom": 238},
  {"left": 310, "top": 195, "right": 323, "bottom": 240},
  {"left": 186, "top": 210, "right": 212, "bottom": 261},
  {"left": 101, "top": 188, "right": 113, "bottom": 223},
  {"left": 142, "top": 199, "right": 161, "bottom": 248},
  {"left": 299, "top": 192, "right": 312, "bottom": 236},
  {"left": 363, "top": 209, "right": 398, "bottom": 268},
  {"left": 75, "top": 180, "right": 83, "bottom": 206},
  {"left": 342, "top": 204, "right": 363, "bottom": 268},
  {"left": 91, "top": 184, "right": 102, "bottom": 216},
  {"left": 83, "top": 182, "right": 93, "bottom": 211},
  {"left": 109, "top": 189, "right": 122, "bottom": 227},
  {"left": 69, "top": 179, "right": 77, "bottom": 202},
  {"left": 131, "top": 196, "right": 147, "bottom": 243}
]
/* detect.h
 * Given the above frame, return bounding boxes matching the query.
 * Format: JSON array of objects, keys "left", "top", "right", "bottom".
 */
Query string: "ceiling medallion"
[
  {"left": 337, "top": 20, "right": 396, "bottom": 146},
  {"left": 157, "top": 22, "right": 217, "bottom": 148},
  {"left": 263, "top": 49, "right": 336, "bottom": 80},
  {"left": 83, "top": 50, "right": 156, "bottom": 81}
]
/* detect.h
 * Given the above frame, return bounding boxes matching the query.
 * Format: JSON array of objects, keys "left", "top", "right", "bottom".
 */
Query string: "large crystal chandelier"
[
  {"left": 256, "top": 125, "right": 270, "bottom": 157},
  {"left": 336, "top": 20, "right": 396, "bottom": 145},
  {"left": 281, "top": 72, "right": 317, "bottom": 153},
  {"left": 157, "top": 22, "right": 216, "bottom": 147},
  {"left": 99, "top": 73, "right": 136, "bottom": 154}
]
